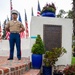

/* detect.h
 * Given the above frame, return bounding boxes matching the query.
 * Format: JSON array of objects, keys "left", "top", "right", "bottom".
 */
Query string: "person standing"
[{"left": 5, "top": 10, "right": 25, "bottom": 60}]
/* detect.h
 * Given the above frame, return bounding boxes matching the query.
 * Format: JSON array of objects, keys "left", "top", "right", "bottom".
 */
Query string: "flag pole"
[
  {"left": 10, "top": 0, "right": 13, "bottom": 20},
  {"left": 31, "top": 7, "right": 34, "bottom": 16}
]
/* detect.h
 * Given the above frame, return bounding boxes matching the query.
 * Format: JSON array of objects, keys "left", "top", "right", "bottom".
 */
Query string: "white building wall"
[
  {"left": 0, "top": 38, "right": 31, "bottom": 57},
  {"left": 30, "top": 16, "right": 73, "bottom": 65}
]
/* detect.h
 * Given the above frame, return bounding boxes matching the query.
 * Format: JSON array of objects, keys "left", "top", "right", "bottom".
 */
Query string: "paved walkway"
[{"left": 0, "top": 56, "right": 30, "bottom": 75}]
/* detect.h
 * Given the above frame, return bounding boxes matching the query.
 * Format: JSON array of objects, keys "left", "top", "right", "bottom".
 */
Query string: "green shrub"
[
  {"left": 31, "top": 35, "right": 45, "bottom": 54},
  {"left": 43, "top": 47, "right": 67, "bottom": 67}
]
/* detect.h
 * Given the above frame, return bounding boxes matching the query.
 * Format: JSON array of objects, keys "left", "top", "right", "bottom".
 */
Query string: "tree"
[
  {"left": 65, "top": 10, "right": 73, "bottom": 19},
  {"left": 56, "top": 9, "right": 66, "bottom": 18},
  {"left": 57, "top": 9, "right": 73, "bottom": 19},
  {"left": 73, "top": 0, "right": 75, "bottom": 35},
  {"left": 2, "top": 20, "right": 6, "bottom": 39}
]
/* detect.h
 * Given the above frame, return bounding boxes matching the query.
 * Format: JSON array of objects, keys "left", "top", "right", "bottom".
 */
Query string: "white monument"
[{"left": 30, "top": 16, "right": 73, "bottom": 65}]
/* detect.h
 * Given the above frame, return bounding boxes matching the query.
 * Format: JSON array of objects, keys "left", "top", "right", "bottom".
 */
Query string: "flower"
[
  {"left": 54, "top": 69, "right": 63, "bottom": 74},
  {"left": 40, "top": 3, "right": 56, "bottom": 14},
  {"left": 63, "top": 64, "right": 75, "bottom": 75}
]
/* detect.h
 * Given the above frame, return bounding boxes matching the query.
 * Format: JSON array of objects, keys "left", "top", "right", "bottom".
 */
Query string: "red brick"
[
  {"left": 0, "top": 67, "right": 10, "bottom": 74},
  {"left": 0, "top": 69, "right": 2, "bottom": 74},
  {"left": 23, "top": 69, "right": 41, "bottom": 75}
]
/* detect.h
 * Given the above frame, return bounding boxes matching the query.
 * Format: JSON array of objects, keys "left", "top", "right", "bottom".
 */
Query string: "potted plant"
[
  {"left": 31, "top": 34, "right": 45, "bottom": 69},
  {"left": 63, "top": 64, "right": 75, "bottom": 75},
  {"left": 43, "top": 47, "right": 67, "bottom": 75},
  {"left": 40, "top": 3, "right": 56, "bottom": 17}
]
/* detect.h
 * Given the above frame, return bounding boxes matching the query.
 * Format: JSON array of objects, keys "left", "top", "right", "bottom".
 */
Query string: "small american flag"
[
  {"left": 31, "top": 7, "right": 34, "bottom": 16},
  {"left": 6, "top": 31, "right": 10, "bottom": 40},
  {"left": 18, "top": 13, "right": 25, "bottom": 38},
  {"left": 25, "top": 10, "right": 29, "bottom": 38},
  {"left": 10, "top": 0, "right": 13, "bottom": 20},
  {"left": 6, "top": 17, "right": 10, "bottom": 40},
  {"left": 10, "top": 0, "right": 13, "bottom": 10},
  {"left": 37, "top": 0, "right": 41, "bottom": 16}
]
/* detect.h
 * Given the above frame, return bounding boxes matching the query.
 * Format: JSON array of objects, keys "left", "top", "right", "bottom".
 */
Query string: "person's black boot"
[
  {"left": 18, "top": 58, "right": 21, "bottom": 60},
  {"left": 7, "top": 58, "right": 13, "bottom": 60}
]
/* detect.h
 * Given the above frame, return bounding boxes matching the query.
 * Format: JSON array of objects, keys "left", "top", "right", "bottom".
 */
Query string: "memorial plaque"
[{"left": 43, "top": 25, "right": 62, "bottom": 51}]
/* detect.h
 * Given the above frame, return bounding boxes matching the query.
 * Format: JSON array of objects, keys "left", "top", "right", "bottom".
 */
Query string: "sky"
[{"left": 0, "top": 0, "right": 72, "bottom": 27}]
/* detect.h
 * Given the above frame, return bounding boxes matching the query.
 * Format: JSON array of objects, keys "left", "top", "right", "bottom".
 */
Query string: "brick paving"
[
  {"left": 23, "top": 69, "right": 41, "bottom": 75},
  {"left": 0, "top": 56, "right": 31, "bottom": 75},
  {"left": 0, "top": 56, "right": 66, "bottom": 75}
]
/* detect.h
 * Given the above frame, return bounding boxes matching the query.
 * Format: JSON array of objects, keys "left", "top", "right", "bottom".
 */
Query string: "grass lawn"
[{"left": 71, "top": 57, "right": 75, "bottom": 65}]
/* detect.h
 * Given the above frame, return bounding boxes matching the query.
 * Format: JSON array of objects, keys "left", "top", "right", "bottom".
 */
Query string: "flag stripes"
[
  {"left": 6, "top": 17, "right": 10, "bottom": 40},
  {"left": 25, "top": 10, "right": 29, "bottom": 38},
  {"left": 18, "top": 13, "right": 25, "bottom": 38}
]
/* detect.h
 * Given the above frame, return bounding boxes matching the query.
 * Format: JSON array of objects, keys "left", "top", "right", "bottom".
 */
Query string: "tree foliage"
[
  {"left": 2, "top": 20, "right": 6, "bottom": 40},
  {"left": 56, "top": 9, "right": 73, "bottom": 19},
  {"left": 31, "top": 35, "right": 45, "bottom": 54},
  {"left": 73, "top": 0, "right": 75, "bottom": 35}
]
